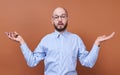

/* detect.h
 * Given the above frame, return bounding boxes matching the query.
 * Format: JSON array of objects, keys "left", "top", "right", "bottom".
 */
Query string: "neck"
[{"left": 55, "top": 29, "right": 67, "bottom": 34}]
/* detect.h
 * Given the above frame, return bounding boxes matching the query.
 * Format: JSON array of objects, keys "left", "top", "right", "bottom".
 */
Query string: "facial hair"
[{"left": 54, "top": 22, "right": 68, "bottom": 32}]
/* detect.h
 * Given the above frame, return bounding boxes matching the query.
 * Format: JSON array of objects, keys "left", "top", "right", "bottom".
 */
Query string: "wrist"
[
  {"left": 19, "top": 39, "right": 25, "bottom": 45},
  {"left": 94, "top": 41, "right": 100, "bottom": 47}
]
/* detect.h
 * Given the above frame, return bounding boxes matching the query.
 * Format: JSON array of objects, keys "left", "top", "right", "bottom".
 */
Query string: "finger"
[
  {"left": 10, "top": 32, "right": 13, "bottom": 38},
  {"left": 106, "top": 32, "right": 115, "bottom": 39},
  {"left": 12, "top": 32, "right": 18, "bottom": 39},
  {"left": 8, "top": 32, "right": 14, "bottom": 40},
  {"left": 13, "top": 31, "right": 19, "bottom": 38},
  {"left": 5, "top": 32, "right": 17, "bottom": 40},
  {"left": 103, "top": 32, "right": 115, "bottom": 40},
  {"left": 5, "top": 32, "right": 13, "bottom": 39},
  {"left": 97, "top": 35, "right": 106, "bottom": 40},
  {"left": 110, "top": 32, "right": 115, "bottom": 37},
  {"left": 13, "top": 31, "right": 18, "bottom": 36},
  {"left": 14, "top": 31, "right": 18, "bottom": 35},
  {"left": 4, "top": 32, "right": 9, "bottom": 36},
  {"left": 101, "top": 35, "right": 106, "bottom": 38},
  {"left": 9, "top": 32, "right": 16, "bottom": 40}
]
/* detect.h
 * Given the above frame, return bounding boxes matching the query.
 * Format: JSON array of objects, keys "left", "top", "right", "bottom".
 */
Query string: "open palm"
[
  {"left": 5, "top": 31, "right": 25, "bottom": 44},
  {"left": 95, "top": 32, "right": 115, "bottom": 46}
]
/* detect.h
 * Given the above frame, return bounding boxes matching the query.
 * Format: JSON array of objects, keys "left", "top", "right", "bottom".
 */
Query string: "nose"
[{"left": 58, "top": 16, "right": 62, "bottom": 21}]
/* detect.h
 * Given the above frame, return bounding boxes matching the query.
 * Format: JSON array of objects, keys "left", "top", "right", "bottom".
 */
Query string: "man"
[{"left": 5, "top": 7, "right": 115, "bottom": 75}]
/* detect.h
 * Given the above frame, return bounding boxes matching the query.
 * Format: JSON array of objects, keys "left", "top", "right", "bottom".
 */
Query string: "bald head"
[
  {"left": 52, "top": 7, "right": 68, "bottom": 32},
  {"left": 52, "top": 7, "right": 68, "bottom": 17}
]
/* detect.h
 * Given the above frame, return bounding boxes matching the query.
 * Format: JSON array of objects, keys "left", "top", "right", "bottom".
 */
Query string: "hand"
[
  {"left": 94, "top": 32, "right": 115, "bottom": 46},
  {"left": 5, "top": 31, "right": 25, "bottom": 45}
]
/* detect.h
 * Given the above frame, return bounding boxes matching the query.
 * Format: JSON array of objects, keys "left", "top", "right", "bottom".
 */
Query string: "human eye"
[
  {"left": 61, "top": 15, "right": 67, "bottom": 18},
  {"left": 53, "top": 16, "right": 59, "bottom": 19}
]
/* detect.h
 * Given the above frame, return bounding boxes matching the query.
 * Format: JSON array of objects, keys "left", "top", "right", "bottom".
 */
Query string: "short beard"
[{"left": 54, "top": 23, "right": 68, "bottom": 32}]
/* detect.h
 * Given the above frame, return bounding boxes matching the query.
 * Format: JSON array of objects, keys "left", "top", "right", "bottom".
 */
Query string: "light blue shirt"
[{"left": 20, "top": 30, "right": 100, "bottom": 75}]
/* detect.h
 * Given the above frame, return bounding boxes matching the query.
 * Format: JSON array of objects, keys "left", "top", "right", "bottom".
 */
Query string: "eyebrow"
[{"left": 53, "top": 14, "right": 67, "bottom": 16}]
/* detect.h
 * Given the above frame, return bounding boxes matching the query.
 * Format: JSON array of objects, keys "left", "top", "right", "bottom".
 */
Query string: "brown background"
[{"left": 0, "top": 0, "right": 120, "bottom": 75}]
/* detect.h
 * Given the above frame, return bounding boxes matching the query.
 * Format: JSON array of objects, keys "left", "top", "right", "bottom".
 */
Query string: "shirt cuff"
[{"left": 92, "top": 44, "right": 100, "bottom": 53}]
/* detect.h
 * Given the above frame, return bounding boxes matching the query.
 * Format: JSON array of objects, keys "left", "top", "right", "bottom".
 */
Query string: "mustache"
[
  {"left": 58, "top": 21, "right": 64, "bottom": 25},
  {"left": 54, "top": 22, "right": 68, "bottom": 32}
]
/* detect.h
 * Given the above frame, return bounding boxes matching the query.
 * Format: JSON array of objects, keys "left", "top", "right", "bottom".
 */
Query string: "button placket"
[{"left": 57, "top": 34, "right": 64, "bottom": 74}]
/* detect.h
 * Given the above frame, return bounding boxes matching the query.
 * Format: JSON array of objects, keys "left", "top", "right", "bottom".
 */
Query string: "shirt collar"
[{"left": 54, "top": 30, "right": 68, "bottom": 38}]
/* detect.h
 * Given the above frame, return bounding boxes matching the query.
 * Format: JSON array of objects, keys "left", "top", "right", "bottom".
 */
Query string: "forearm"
[
  {"left": 20, "top": 43, "right": 45, "bottom": 67},
  {"left": 20, "top": 43, "right": 36, "bottom": 67},
  {"left": 81, "top": 45, "right": 100, "bottom": 68}
]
